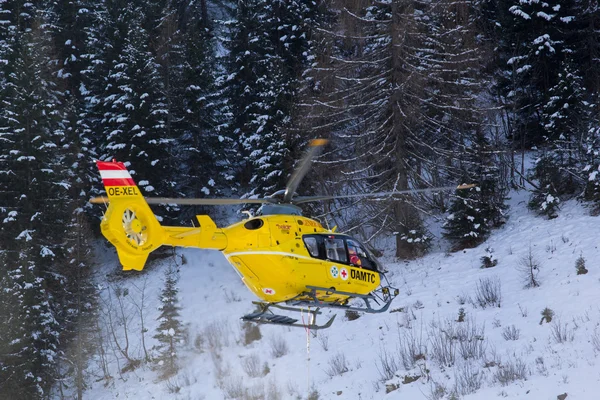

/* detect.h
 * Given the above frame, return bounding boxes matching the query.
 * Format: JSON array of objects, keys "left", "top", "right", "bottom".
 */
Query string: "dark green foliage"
[
  {"left": 154, "top": 266, "right": 183, "bottom": 379},
  {"left": 528, "top": 155, "right": 562, "bottom": 218},
  {"left": 444, "top": 132, "right": 507, "bottom": 250},
  {"left": 481, "top": 247, "right": 498, "bottom": 269},
  {"left": 540, "top": 307, "right": 555, "bottom": 325},
  {"left": 224, "top": 0, "right": 317, "bottom": 198},
  {"left": 457, "top": 308, "right": 466, "bottom": 323},
  {"left": 575, "top": 255, "right": 588, "bottom": 275}
]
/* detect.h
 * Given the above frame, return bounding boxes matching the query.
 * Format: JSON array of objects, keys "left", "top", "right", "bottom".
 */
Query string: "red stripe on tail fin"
[{"left": 96, "top": 160, "right": 136, "bottom": 187}]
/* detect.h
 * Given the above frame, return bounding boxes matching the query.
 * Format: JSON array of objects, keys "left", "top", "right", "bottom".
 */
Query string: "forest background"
[{"left": 1, "top": 0, "right": 600, "bottom": 398}]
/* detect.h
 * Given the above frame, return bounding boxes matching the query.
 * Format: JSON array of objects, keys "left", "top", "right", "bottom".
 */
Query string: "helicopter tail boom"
[{"left": 95, "top": 161, "right": 227, "bottom": 271}]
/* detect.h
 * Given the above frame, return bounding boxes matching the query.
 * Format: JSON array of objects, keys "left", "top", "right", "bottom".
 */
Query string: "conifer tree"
[
  {"left": 154, "top": 265, "right": 183, "bottom": 378},
  {"left": 225, "top": 0, "right": 317, "bottom": 198},
  {"left": 530, "top": 60, "right": 590, "bottom": 216},
  {"left": 99, "top": 2, "right": 176, "bottom": 221},
  {"left": 444, "top": 131, "right": 507, "bottom": 249}
]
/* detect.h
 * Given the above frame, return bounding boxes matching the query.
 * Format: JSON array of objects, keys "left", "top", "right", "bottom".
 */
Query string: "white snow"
[{"left": 86, "top": 190, "right": 600, "bottom": 399}]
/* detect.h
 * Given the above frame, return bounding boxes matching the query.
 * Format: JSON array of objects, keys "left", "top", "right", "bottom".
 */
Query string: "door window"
[{"left": 324, "top": 237, "right": 347, "bottom": 263}]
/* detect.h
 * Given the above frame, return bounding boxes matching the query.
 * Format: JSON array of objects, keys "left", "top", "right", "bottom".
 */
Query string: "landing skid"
[
  {"left": 241, "top": 303, "right": 336, "bottom": 330},
  {"left": 241, "top": 284, "right": 399, "bottom": 330}
]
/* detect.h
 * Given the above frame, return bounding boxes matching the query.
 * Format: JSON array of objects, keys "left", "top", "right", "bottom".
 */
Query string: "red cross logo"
[
  {"left": 265, "top": 289, "right": 273, "bottom": 294},
  {"left": 341, "top": 269, "right": 347, "bottom": 279}
]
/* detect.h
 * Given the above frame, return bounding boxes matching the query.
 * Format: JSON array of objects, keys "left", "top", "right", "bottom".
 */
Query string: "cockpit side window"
[
  {"left": 303, "top": 237, "right": 319, "bottom": 257},
  {"left": 324, "top": 237, "right": 347, "bottom": 263}
]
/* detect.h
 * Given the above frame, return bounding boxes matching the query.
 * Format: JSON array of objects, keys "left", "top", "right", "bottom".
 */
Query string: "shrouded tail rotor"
[{"left": 96, "top": 161, "right": 165, "bottom": 271}]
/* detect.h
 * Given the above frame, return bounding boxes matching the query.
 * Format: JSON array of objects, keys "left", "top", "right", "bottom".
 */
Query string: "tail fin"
[{"left": 96, "top": 161, "right": 164, "bottom": 271}]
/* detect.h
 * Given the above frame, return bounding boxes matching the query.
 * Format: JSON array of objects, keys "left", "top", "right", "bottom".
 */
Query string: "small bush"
[
  {"left": 501, "top": 325, "right": 520, "bottom": 341},
  {"left": 376, "top": 346, "right": 399, "bottom": 382},
  {"left": 426, "top": 381, "right": 447, "bottom": 400},
  {"left": 316, "top": 332, "right": 329, "bottom": 351},
  {"left": 307, "top": 387, "right": 320, "bottom": 400},
  {"left": 518, "top": 247, "right": 541, "bottom": 288},
  {"left": 194, "top": 333, "right": 204, "bottom": 353},
  {"left": 539, "top": 307, "right": 554, "bottom": 324},
  {"left": 575, "top": 255, "right": 588, "bottom": 275},
  {"left": 494, "top": 357, "right": 528, "bottom": 386},
  {"left": 457, "top": 308, "right": 466, "bottom": 322},
  {"left": 325, "top": 352, "right": 349, "bottom": 377},
  {"left": 481, "top": 247, "right": 498, "bottom": 268},
  {"left": 550, "top": 320, "right": 574, "bottom": 344},
  {"left": 398, "top": 324, "right": 427, "bottom": 370},
  {"left": 205, "top": 320, "right": 231, "bottom": 351},
  {"left": 269, "top": 335, "right": 289, "bottom": 358},
  {"left": 242, "top": 353, "right": 263, "bottom": 378},
  {"left": 242, "top": 322, "right": 262, "bottom": 345},
  {"left": 345, "top": 309, "right": 361, "bottom": 321},
  {"left": 591, "top": 328, "right": 600, "bottom": 353},
  {"left": 474, "top": 276, "right": 502, "bottom": 308},
  {"left": 454, "top": 362, "right": 483, "bottom": 396}
]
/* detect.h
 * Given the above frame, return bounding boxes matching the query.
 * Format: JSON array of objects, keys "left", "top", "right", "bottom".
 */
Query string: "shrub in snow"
[
  {"left": 268, "top": 335, "right": 289, "bottom": 358},
  {"left": 575, "top": 254, "right": 588, "bottom": 275},
  {"left": 397, "top": 325, "right": 427, "bottom": 370},
  {"left": 316, "top": 332, "right": 329, "bottom": 351},
  {"left": 325, "top": 352, "right": 349, "bottom": 377},
  {"left": 242, "top": 353, "right": 263, "bottom": 378},
  {"left": 194, "top": 333, "right": 204, "bottom": 353},
  {"left": 457, "top": 308, "right": 466, "bottom": 323},
  {"left": 501, "top": 325, "right": 520, "bottom": 341},
  {"left": 473, "top": 276, "right": 502, "bottom": 308},
  {"left": 453, "top": 361, "right": 484, "bottom": 396},
  {"left": 345, "top": 309, "right": 361, "bottom": 321},
  {"left": 241, "top": 321, "right": 262, "bottom": 345},
  {"left": 591, "top": 328, "right": 600, "bottom": 354},
  {"left": 494, "top": 357, "right": 528, "bottom": 386},
  {"left": 376, "top": 346, "right": 399, "bottom": 382},
  {"left": 550, "top": 320, "right": 574, "bottom": 344},
  {"left": 480, "top": 247, "right": 498, "bottom": 268},
  {"left": 540, "top": 307, "right": 554, "bottom": 325},
  {"left": 518, "top": 247, "right": 541, "bottom": 288}
]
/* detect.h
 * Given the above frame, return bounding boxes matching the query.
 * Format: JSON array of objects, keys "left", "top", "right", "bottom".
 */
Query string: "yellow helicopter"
[{"left": 92, "top": 139, "right": 472, "bottom": 329}]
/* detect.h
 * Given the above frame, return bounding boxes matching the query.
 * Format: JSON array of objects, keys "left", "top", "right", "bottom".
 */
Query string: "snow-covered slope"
[{"left": 87, "top": 189, "right": 600, "bottom": 400}]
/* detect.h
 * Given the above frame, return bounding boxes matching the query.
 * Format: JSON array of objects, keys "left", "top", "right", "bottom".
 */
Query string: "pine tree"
[
  {"left": 175, "top": 0, "right": 231, "bottom": 221},
  {"left": 225, "top": 0, "right": 317, "bottom": 198},
  {"left": 495, "top": 0, "right": 576, "bottom": 146},
  {"left": 154, "top": 265, "right": 183, "bottom": 379},
  {"left": 98, "top": 2, "right": 177, "bottom": 221},
  {"left": 529, "top": 60, "right": 590, "bottom": 216},
  {"left": 444, "top": 131, "right": 507, "bottom": 249}
]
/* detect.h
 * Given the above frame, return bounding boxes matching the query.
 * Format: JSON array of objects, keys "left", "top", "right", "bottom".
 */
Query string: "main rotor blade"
[
  {"left": 89, "top": 196, "right": 274, "bottom": 205},
  {"left": 283, "top": 138, "right": 329, "bottom": 203},
  {"left": 292, "top": 184, "right": 477, "bottom": 204}
]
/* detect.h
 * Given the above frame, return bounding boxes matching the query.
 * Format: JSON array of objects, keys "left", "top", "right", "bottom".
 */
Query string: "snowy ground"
[{"left": 86, "top": 188, "right": 600, "bottom": 400}]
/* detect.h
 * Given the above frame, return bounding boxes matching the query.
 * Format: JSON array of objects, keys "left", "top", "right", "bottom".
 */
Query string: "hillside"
[{"left": 86, "top": 189, "right": 600, "bottom": 400}]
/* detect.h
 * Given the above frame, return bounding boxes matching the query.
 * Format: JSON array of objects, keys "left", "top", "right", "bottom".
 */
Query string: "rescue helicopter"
[{"left": 91, "top": 139, "right": 473, "bottom": 329}]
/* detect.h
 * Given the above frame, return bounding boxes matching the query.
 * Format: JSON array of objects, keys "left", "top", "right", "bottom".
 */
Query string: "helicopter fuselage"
[{"left": 218, "top": 214, "right": 382, "bottom": 304}]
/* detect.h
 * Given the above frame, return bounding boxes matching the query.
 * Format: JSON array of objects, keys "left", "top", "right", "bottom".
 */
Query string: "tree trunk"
[{"left": 391, "top": 0, "right": 420, "bottom": 259}]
